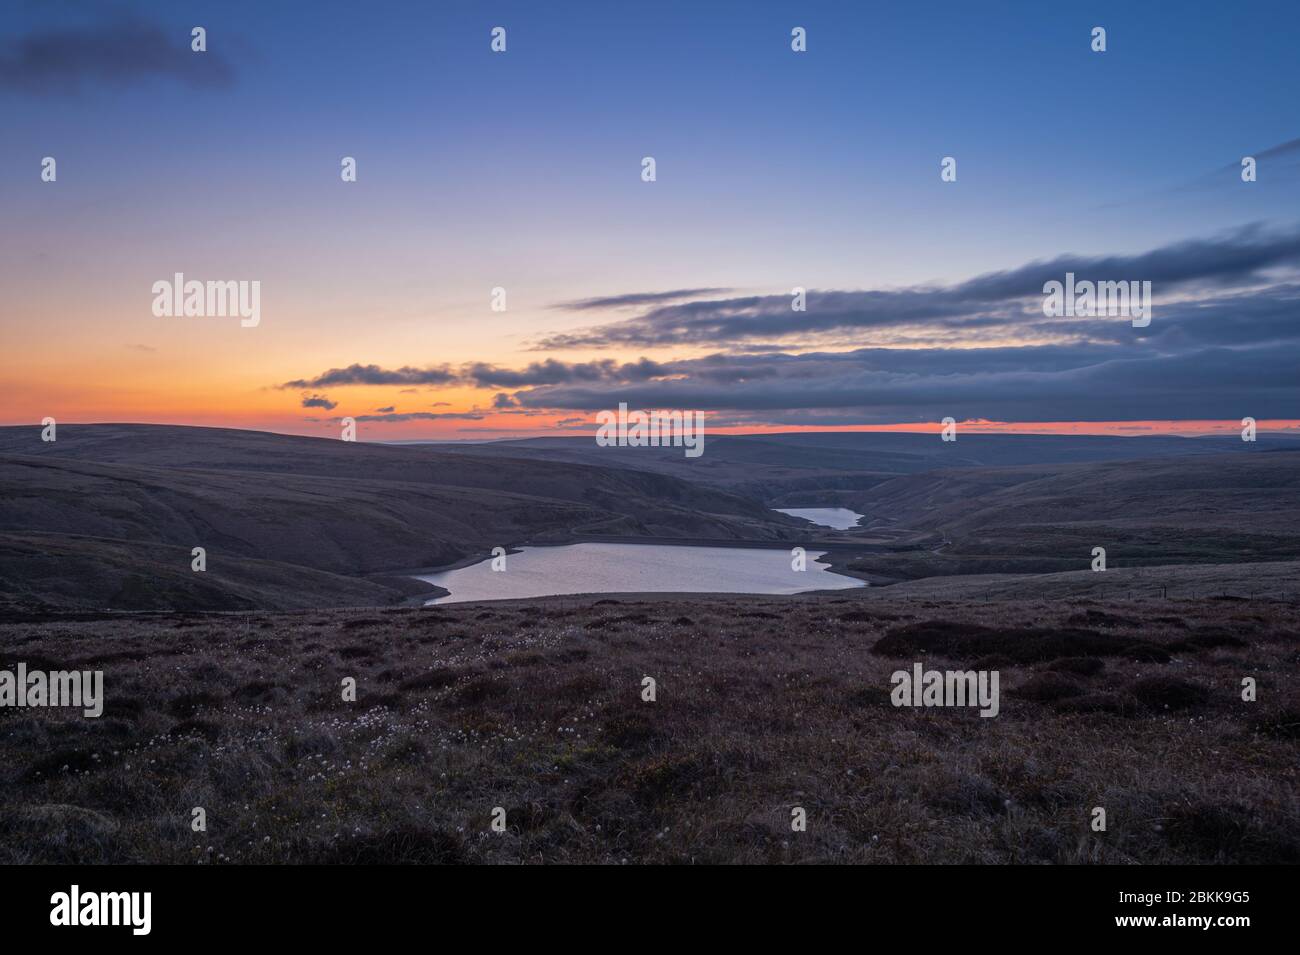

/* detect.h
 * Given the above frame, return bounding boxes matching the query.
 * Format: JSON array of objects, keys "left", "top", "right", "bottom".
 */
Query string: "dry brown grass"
[{"left": 1, "top": 594, "right": 1296, "bottom": 864}]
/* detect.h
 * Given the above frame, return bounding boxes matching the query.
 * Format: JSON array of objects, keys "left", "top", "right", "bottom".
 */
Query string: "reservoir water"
[
  {"left": 773, "top": 507, "right": 864, "bottom": 530},
  {"left": 416, "top": 542, "right": 864, "bottom": 604}
]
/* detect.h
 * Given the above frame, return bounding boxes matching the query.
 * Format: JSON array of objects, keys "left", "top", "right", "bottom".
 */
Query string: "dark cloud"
[
  {"left": 465, "top": 358, "right": 609, "bottom": 388},
  {"left": 301, "top": 394, "right": 337, "bottom": 411},
  {"left": 373, "top": 405, "right": 395, "bottom": 413},
  {"left": 464, "top": 357, "right": 669, "bottom": 388},
  {"left": 508, "top": 340, "right": 1300, "bottom": 424},
  {"left": 496, "top": 278, "right": 1300, "bottom": 423},
  {"left": 280, "top": 364, "right": 457, "bottom": 389},
  {"left": 535, "top": 224, "right": 1300, "bottom": 349},
  {"left": 274, "top": 225, "right": 1300, "bottom": 426},
  {"left": 1034, "top": 283, "right": 1300, "bottom": 350},
  {"left": 0, "top": 16, "right": 235, "bottom": 94},
  {"left": 283, "top": 358, "right": 670, "bottom": 392}
]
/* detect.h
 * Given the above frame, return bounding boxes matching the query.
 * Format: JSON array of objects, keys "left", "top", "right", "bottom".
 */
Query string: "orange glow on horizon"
[
  {"left": 4, "top": 407, "right": 1296, "bottom": 442},
  {"left": 5, "top": 347, "right": 1294, "bottom": 442}
]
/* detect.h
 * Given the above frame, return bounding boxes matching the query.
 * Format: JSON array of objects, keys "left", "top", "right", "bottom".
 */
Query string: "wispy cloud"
[
  {"left": 1113, "top": 135, "right": 1300, "bottom": 207},
  {"left": 0, "top": 16, "right": 235, "bottom": 94},
  {"left": 1208, "top": 136, "right": 1300, "bottom": 176},
  {"left": 552, "top": 288, "right": 733, "bottom": 312}
]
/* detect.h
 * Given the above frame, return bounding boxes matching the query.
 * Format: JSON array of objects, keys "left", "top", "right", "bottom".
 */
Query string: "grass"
[{"left": 1, "top": 594, "right": 1296, "bottom": 864}]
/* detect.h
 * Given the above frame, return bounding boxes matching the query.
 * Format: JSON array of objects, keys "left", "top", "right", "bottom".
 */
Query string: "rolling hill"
[
  {"left": 841, "top": 450, "right": 1300, "bottom": 581},
  {"left": 434, "top": 430, "right": 1300, "bottom": 507},
  {"left": 0, "top": 425, "right": 797, "bottom": 611}
]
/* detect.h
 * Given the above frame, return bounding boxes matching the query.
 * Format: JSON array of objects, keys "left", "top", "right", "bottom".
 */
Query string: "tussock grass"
[{"left": 0, "top": 595, "right": 1295, "bottom": 864}]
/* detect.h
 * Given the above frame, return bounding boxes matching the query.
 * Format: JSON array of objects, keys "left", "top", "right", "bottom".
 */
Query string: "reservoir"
[
  {"left": 416, "top": 542, "right": 864, "bottom": 604},
  {"left": 773, "top": 507, "right": 864, "bottom": 530}
]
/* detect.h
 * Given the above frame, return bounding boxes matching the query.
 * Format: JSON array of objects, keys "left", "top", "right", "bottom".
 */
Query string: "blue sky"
[{"left": 2, "top": 0, "right": 1298, "bottom": 433}]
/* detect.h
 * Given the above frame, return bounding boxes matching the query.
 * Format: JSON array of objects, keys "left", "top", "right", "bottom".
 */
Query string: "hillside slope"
[
  {"left": 438, "top": 430, "right": 1299, "bottom": 506},
  {"left": 0, "top": 425, "right": 797, "bottom": 611},
  {"left": 844, "top": 450, "right": 1300, "bottom": 579}
]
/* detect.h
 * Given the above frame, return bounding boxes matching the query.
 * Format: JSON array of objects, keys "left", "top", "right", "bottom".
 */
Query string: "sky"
[{"left": 2, "top": 0, "right": 1298, "bottom": 439}]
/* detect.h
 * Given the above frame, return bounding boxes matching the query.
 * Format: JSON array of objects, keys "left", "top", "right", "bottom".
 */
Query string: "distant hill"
[
  {"left": 842, "top": 450, "right": 1300, "bottom": 580},
  {"left": 436, "top": 430, "right": 1300, "bottom": 505},
  {"left": 0, "top": 425, "right": 795, "bottom": 611},
  {"left": 4, "top": 425, "right": 1296, "bottom": 611}
]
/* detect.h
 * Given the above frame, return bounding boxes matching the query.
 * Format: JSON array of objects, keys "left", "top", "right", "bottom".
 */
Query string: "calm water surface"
[
  {"left": 773, "top": 507, "right": 864, "bottom": 530},
  {"left": 416, "top": 542, "right": 864, "bottom": 604}
]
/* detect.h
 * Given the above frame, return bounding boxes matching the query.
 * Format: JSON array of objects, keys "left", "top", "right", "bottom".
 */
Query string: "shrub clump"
[
  {"left": 1013, "top": 673, "right": 1086, "bottom": 703},
  {"left": 1047, "top": 656, "right": 1104, "bottom": 677},
  {"left": 1129, "top": 676, "right": 1209, "bottom": 710}
]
